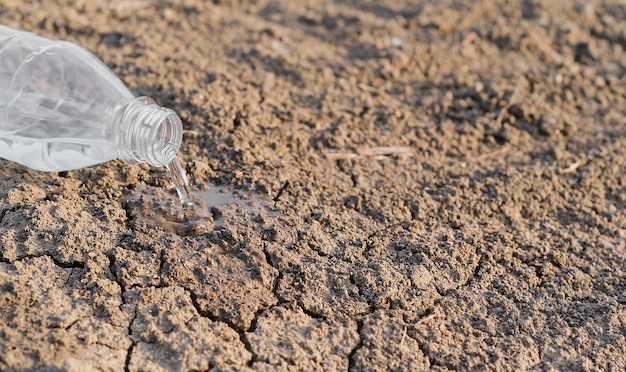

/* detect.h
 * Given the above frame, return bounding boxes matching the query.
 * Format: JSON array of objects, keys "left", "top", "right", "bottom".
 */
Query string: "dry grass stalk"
[{"left": 325, "top": 146, "right": 412, "bottom": 160}]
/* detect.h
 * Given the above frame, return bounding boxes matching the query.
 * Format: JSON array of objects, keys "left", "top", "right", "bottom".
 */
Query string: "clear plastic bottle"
[{"left": 0, "top": 25, "right": 183, "bottom": 173}]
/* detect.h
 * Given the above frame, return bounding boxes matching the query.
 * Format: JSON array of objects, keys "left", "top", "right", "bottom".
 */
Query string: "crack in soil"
[
  {"left": 351, "top": 273, "right": 376, "bottom": 314},
  {"left": 101, "top": 207, "right": 361, "bottom": 369},
  {"left": 62, "top": 317, "right": 82, "bottom": 331},
  {"left": 262, "top": 245, "right": 287, "bottom": 303},
  {"left": 123, "top": 292, "right": 138, "bottom": 372},
  {"left": 416, "top": 336, "right": 453, "bottom": 370},
  {"left": 124, "top": 341, "right": 136, "bottom": 372},
  {"left": 103, "top": 238, "right": 288, "bottom": 369},
  {"left": 0, "top": 252, "right": 85, "bottom": 269},
  {"left": 106, "top": 253, "right": 138, "bottom": 372},
  {"left": 262, "top": 242, "right": 332, "bottom": 320},
  {"left": 121, "top": 199, "right": 136, "bottom": 232},
  {"left": 401, "top": 306, "right": 452, "bottom": 370},
  {"left": 346, "top": 318, "right": 363, "bottom": 371},
  {"left": 297, "top": 301, "right": 327, "bottom": 320},
  {"left": 182, "top": 286, "right": 258, "bottom": 367},
  {"left": 0, "top": 206, "right": 19, "bottom": 225},
  {"left": 448, "top": 252, "right": 484, "bottom": 295},
  {"left": 50, "top": 256, "right": 85, "bottom": 269},
  {"left": 108, "top": 254, "right": 119, "bottom": 284},
  {"left": 157, "top": 248, "right": 167, "bottom": 288},
  {"left": 272, "top": 180, "right": 290, "bottom": 203}
]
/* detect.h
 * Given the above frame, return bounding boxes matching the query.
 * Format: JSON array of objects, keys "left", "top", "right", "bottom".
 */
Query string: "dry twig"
[
  {"left": 560, "top": 160, "right": 582, "bottom": 174},
  {"left": 473, "top": 144, "right": 511, "bottom": 162},
  {"left": 462, "top": 31, "right": 479, "bottom": 46},
  {"left": 324, "top": 146, "right": 412, "bottom": 160}
]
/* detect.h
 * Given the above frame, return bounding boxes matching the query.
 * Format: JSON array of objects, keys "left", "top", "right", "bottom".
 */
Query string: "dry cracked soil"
[{"left": 1, "top": 0, "right": 626, "bottom": 371}]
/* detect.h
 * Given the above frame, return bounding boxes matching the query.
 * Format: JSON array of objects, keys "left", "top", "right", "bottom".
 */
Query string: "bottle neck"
[{"left": 116, "top": 97, "right": 182, "bottom": 168}]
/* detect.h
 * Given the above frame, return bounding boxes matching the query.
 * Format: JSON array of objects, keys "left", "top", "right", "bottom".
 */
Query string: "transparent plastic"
[{"left": 0, "top": 25, "right": 183, "bottom": 172}]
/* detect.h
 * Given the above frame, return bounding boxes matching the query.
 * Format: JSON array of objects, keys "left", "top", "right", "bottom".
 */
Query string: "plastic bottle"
[{"left": 0, "top": 25, "right": 191, "bottom": 203}]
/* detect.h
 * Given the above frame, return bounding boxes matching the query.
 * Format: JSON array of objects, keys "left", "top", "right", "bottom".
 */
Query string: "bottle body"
[{"left": 0, "top": 26, "right": 182, "bottom": 172}]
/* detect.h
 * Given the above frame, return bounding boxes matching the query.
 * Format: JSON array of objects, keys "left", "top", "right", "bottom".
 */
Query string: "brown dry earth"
[{"left": 1, "top": 0, "right": 626, "bottom": 371}]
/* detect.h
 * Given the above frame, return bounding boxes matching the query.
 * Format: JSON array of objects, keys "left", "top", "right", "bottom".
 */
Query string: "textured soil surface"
[{"left": 1, "top": 0, "right": 626, "bottom": 371}]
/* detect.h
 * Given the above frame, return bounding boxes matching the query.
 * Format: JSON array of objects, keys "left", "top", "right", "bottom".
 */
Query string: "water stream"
[{"left": 166, "top": 157, "right": 194, "bottom": 206}]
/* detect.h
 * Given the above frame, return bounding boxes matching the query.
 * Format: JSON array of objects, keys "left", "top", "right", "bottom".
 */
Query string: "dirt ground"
[{"left": 1, "top": 0, "right": 625, "bottom": 370}]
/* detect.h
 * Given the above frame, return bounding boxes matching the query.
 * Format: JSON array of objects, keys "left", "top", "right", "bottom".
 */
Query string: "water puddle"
[
  {"left": 122, "top": 181, "right": 277, "bottom": 236},
  {"left": 124, "top": 156, "right": 278, "bottom": 236}
]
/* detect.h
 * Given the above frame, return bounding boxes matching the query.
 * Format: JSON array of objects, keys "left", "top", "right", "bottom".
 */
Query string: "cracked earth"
[{"left": 1, "top": 0, "right": 626, "bottom": 371}]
